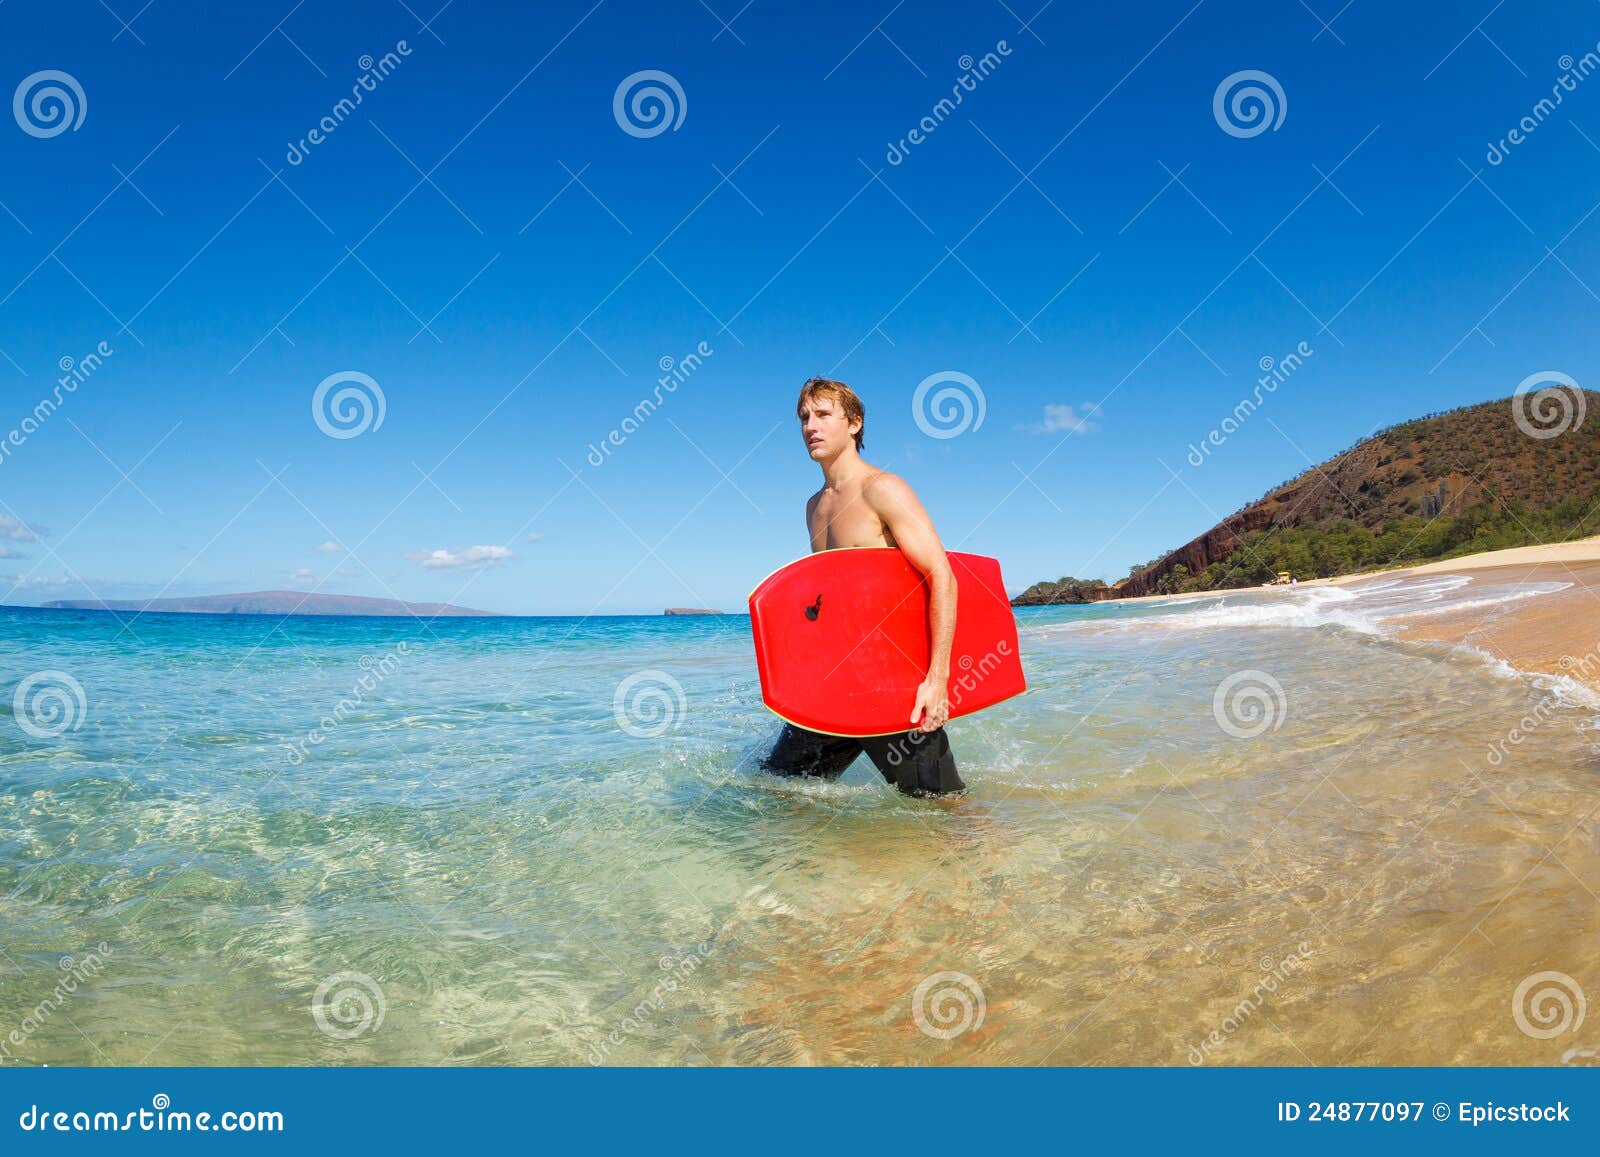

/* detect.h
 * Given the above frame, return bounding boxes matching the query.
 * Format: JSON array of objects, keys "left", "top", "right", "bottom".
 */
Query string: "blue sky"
[{"left": 1, "top": 0, "right": 1596, "bottom": 614}]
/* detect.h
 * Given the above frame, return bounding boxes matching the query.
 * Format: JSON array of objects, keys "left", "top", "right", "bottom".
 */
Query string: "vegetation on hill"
[
  {"left": 1012, "top": 576, "right": 1109, "bottom": 605},
  {"left": 1155, "top": 493, "right": 1600, "bottom": 594},
  {"left": 1014, "top": 390, "right": 1600, "bottom": 602}
]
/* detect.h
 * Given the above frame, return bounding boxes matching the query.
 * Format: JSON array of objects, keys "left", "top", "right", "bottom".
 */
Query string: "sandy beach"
[
  {"left": 1343, "top": 548, "right": 1600, "bottom": 692},
  {"left": 1110, "top": 536, "right": 1600, "bottom": 693}
]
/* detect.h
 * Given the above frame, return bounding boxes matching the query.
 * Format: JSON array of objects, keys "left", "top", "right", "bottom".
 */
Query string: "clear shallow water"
[{"left": 1, "top": 576, "right": 1596, "bottom": 1066}]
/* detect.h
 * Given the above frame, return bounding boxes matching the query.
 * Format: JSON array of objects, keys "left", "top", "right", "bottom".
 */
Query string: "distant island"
[
  {"left": 41, "top": 590, "right": 498, "bottom": 617},
  {"left": 1015, "top": 390, "right": 1600, "bottom": 604},
  {"left": 663, "top": 608, "right": 724, "bottom": 615}
]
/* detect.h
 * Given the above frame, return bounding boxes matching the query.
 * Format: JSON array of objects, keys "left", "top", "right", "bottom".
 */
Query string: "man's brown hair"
[{"left": 796, "top": 377, "right": 865, "bottom": 451}]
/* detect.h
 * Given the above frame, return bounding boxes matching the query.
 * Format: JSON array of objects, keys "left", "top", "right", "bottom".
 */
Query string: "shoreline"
[
  {"left": 1371, "top": 559, "right": 1600, "bottom": 694},
  {"left": 1096, "top": 536, "right": 1600, "bottom": 693}
]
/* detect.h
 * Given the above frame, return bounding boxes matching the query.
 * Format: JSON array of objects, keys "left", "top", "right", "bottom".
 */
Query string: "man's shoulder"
[{"left": 862, "top": 469, "right": 914, "bottom": 502}]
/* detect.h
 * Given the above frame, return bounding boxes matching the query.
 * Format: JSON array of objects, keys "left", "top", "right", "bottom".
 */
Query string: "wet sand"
[
  {"left": 1114, "top": 537, "right": 1600, "bottom": 691},
  {"left": 1339, "top": 548, "right": 1600, "bottom": 692}
]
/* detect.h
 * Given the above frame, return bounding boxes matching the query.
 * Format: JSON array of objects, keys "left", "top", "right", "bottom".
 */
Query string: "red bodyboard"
[{"left": 748, "top": 549, "right": 1026, "bottom": 737}]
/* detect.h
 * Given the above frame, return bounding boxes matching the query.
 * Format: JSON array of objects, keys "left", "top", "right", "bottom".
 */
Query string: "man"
[{"left": 758, "top": 377, "right": 966, "bottom": 797}]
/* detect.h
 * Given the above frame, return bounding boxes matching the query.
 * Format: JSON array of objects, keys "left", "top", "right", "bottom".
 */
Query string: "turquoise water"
[{"left": 2, "top": 575, "right": 1597, "bottom": 1066}]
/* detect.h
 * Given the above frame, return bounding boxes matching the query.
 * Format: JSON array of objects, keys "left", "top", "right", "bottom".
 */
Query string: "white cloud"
[
  {"left": 406, "top": 545, "right": 512, "bottom": 571},
  {"left": 314, "top": 541, "right": 344, "bottom": 554},
  {"left": 1, "top": 572, "right": 71, "bottom": 587},
  {"left": 289, "top": 567, "right": 316, "bottom": 583},
  {"left": 0, "top": 514, "right": 39, "bottom": 541},
  {"left": 0, "top": 544, "right": 28, "bottom": 559},
  {"left": 526, "top": 532, "right": 544, "bottom": 543},
  {"left": 1018, "top": 403, "right": 1100, "bottom": 436}
]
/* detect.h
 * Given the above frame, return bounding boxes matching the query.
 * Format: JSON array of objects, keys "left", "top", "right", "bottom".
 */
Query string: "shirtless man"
[{"left": 758, "top": 377, "right": 966, "bottom": 796}]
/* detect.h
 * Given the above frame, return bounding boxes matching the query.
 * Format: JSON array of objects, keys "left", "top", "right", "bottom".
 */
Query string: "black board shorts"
[{"left": 758, "top": 722, "right": 966, "bottom": 797}]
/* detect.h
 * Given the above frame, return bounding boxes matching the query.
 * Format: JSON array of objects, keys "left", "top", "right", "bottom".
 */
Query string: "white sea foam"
[
  {"left": 1085, "top": 574, "right": 1571, "bottom": 639},
  {"left": 1022, "top": 573, "right": 1574, "bottom": 648}
]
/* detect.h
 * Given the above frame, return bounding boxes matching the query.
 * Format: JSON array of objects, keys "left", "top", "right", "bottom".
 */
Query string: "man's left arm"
[{"left": 867, "top": 475, "right": 956, "bottom": 733}]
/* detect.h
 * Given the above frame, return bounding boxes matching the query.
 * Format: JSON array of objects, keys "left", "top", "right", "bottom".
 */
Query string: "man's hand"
[
  {"left": 910, "top": 672, "right": 950, "bottom": 733},
  {"left": 863, "top": 475, "right": 958, "bottom": 735}
]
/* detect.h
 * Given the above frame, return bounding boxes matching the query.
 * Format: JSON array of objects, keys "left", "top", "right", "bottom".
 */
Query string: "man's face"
[{"left": 799, "top": 395, "right": 858, "bottom": 461}]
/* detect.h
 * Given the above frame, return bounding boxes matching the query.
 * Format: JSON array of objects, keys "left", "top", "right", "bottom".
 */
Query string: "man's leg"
[
  {"left": 758, "top": 723, "right": 866, "bottom": 781},
  {"left": 860, "top": 727, "right": 966, "bottom": 797}
]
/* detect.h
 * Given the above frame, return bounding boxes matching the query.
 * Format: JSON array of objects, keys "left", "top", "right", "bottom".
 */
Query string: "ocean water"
[{"left": 1, "top": 573, "right": 1596, "bottom": 1066}]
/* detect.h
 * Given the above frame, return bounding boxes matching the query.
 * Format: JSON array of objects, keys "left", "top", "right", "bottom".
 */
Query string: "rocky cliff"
[{"left": 1019, "top": 389, "right": 1600, "bottom": 599}]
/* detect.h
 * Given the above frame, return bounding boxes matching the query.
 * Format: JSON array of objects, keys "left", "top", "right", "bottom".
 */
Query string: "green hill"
[{"left": 1014, "top": 389, "right": 1600, "bottom": 603}]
